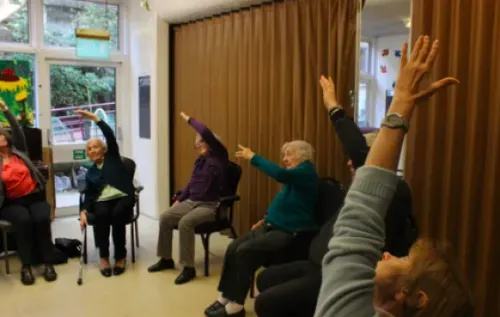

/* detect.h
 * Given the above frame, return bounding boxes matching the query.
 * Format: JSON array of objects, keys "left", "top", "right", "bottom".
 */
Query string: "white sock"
[
  {"left": 225, "top": 302, "right": 244, "bottom": 314},
  {"left": 217, "top": 296, "right": 229, "bottom": 305}
]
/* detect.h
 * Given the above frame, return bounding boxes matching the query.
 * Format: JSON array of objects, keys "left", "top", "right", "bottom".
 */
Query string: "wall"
[
  {"left": 128, "top": 0, "right": 170, "bottom": 219},
  {"left": 372, "top": 33, "right": 409, "bottom": 126}
]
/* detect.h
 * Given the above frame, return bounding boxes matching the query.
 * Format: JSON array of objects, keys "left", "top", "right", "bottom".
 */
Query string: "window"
[
  {"left": 357, "top": 81, "right": 368, "bottom": 128},
  {"left": 0, "top": 0, "right": 29, "bottom": 44},
  {"left": 49, "top": 64, "right": 116, "bottom": 144},
  {"left": 0, "top": 51, "right": 36, "bottom": 127},
  {"left": 43, "top": 0, "right": 120, "bottom": 50},
  {"left": 360, "top": 41, "right": 370, "bottom": 74}
]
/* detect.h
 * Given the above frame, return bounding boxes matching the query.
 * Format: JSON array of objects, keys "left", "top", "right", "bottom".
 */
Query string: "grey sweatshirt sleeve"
[{"left": 314, "top": 166, "right": 399, "bottom": 317}]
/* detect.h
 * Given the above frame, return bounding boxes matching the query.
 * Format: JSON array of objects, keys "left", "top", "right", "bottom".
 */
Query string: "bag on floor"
[
  {"left": 53, "top": 246, "right": 68, "bottom": 265},
  {"left": 55, "top": 238, "right": 82, "bottom": 258}
]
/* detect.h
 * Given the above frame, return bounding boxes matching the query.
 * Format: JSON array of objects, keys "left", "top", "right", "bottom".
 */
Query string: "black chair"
[
  {"left": 172, "top": 161, "right": 242, "bottom": 277},
  {"left": 79, "top": 157, "right": 144, "bottom": 264},
  {"left": 0, "top": 220, "right": 12, "bottom": 274},
  {"left": 249, "top": 177, "right": 345, "bottom": 298}
]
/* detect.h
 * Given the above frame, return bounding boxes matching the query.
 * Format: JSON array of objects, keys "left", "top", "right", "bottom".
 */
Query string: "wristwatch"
[
  {"left": 382, "top": 113, "right": 409, "bottom": 133},
  {"left": 328, "top": 105, "right": 343, "bottom": 117}
]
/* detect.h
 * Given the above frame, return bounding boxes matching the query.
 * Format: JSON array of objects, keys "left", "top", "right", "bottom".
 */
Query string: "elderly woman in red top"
[{"left": 0, "top": 100, "right": 56, "bottom": 286}]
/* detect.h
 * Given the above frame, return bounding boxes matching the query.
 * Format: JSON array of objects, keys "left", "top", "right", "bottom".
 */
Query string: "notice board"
[{"left": 139, "top": 75, "right": 151, "bottom": 139}]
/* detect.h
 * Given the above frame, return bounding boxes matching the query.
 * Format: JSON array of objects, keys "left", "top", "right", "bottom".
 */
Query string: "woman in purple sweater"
[{"left": 148, "top": 112, "right": 228, "bottom": 285}]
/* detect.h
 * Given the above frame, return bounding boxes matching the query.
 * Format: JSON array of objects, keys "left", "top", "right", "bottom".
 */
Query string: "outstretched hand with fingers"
[
  {"left": 391, "top": 35, "right": 459, "bottom": 117},
  {"left": 319, "top": 75, "right": 338, "bottom": 110},
  {"left": 235, "top": 144, "right": 255, "bottom": 160}
]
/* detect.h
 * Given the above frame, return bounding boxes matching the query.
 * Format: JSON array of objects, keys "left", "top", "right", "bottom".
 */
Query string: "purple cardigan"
[{"left": 176, "top": 118, "right": 228, "bottom": 202}]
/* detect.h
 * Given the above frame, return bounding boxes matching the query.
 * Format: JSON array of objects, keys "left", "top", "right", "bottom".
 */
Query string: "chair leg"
[
  {"left": 201, "top": 234, "right": 210, "bottom": 277},
  {"left": 130, "top": 223, "right": 136, "bottom": 264},
  {"left": 250, "top": 273, "right": 256, "bottom": 298},
  {"left": 229, "top": 226, "right": 237, "bottom": 239},
  {"left": 134, "top": 220, "right": 139, "bottom": 247},
  {"left": 2, "top": 230, "right": 9, "bottom": 274},
  {"left": 83, "top": 227, "right": 88, "bottom": 264}
]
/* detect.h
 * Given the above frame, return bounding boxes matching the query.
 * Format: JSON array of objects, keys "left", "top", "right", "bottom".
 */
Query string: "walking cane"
[{"left": 77, "top": 228, "right": 86, "bottom": 286}]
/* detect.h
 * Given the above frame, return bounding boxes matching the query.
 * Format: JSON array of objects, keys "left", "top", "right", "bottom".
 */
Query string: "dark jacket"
[
  {"left": 0, "top": 109, "right": 46, "bottom": 209},
  {"left": 177, "top": 118, "right": 228, "bottom": 202},
  {"left": 329, "top": 108, "right": 416, "bottom": 256},
  {"left": 81, "top": 120, "right": 134, "bottom": 212}
]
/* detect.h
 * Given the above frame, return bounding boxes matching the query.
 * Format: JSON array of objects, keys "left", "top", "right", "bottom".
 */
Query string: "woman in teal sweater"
[{"left": 204, "top": 140, "right": 319, "bottom": 317}]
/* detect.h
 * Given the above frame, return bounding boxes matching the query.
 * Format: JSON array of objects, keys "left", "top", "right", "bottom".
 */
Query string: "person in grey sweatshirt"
[{"left": 314, "top": 36, "right": 473, "bottom": 317}]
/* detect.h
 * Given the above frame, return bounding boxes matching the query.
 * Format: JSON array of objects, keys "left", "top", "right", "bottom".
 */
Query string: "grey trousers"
[{"left": 157, "top": 200, "right": 217, "bottom": 267}]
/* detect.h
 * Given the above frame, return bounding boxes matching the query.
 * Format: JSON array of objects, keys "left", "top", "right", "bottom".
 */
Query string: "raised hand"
[
  {"left": 319, "top": 75, "right": 338, "bottom": 110},
  {"left": 390, "top": 35, "right": 459, "bottom": 118},
  {"left": 0, "top": 99, "right": 7, "bottom": 112},
  {"left": 235, "top": 144, "right": 255, "bottom": 160},
  {"left": 180, "top": 112, "right": 190, "bottom": 122},
  {"left": 74, "top": 109, "right": 99, "bottom": 121}
]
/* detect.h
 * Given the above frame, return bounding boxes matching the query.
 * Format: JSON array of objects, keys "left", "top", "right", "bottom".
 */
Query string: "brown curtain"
[
  {"left": 172, "top": 0, "right": 359, "bottom": 234},
  {"left": 407, "top": 1, "right": 500, "bottom": 315}
]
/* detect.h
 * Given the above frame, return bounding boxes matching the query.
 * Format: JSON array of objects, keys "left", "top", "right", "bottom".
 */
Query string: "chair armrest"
[
  {"left": 219, "top": 195, "right": 240, "bottom": 205},
  {"left": 134, "top": 180, "right": 144, "bottom": 193},
  {"left": 0, "top": 220, "right": 12, "bottom": 229}
]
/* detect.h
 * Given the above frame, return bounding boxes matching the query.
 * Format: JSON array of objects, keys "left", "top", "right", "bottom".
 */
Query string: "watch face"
[{"left": 387, "top": 114, "right": 402, "bottom": 125}]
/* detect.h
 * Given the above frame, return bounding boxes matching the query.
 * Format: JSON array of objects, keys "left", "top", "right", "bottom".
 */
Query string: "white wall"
[
  {"left": 128, "top": 0, "right": 170, "bottom": 219},
  {"left": 373, "top": 33, "right": 409, "bottom": 126}
]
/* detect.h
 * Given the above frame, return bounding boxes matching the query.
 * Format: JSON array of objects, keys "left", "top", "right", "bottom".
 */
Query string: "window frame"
[
  {"left": 41, "top": 0, "right": 124, "bottom": 52},
  {"left": 358, "top": 37, "right": 377, "bottom": 128},
  {"left": 0, "top": 0, "right": 128, "bottom": 133}
]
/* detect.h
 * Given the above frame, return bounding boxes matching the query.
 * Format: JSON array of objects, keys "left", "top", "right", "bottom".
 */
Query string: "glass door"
[{"left": 39, "top": 60, "right": 121, "bottom": 217}]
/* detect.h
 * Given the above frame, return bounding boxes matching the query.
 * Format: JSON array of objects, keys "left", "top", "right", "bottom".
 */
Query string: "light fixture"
[{"left": 0, "top": 0, "right": 21, "bottom": 24}]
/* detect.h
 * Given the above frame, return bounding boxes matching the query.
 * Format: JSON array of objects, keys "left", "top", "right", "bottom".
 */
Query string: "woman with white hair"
[
  {"left": 77, "top": 110, "right": 135, "bottom": 278},
  {"left": 204, "top": 141, "right": 319, "bottom": 317}
]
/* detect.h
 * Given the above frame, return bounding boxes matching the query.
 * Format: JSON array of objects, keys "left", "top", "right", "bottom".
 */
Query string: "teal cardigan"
[{"left": 250, "top": 154, "right": 319, "bottom": 232}]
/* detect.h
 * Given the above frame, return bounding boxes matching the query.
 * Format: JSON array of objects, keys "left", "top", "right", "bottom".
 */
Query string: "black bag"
[
  {"left": 55, "top": 238, "right": 82, "bottom": 258},
  {"left": 53, "top": 246, "right": 68, "bottom": 265}
]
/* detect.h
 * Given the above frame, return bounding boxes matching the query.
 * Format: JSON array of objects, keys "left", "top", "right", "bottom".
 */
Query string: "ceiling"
[
  {"left": 362, "top": 0, "right": 411, "bottom": 37},
  {"left": 142, "top": 0, "right": 411, "bottom": 37}
]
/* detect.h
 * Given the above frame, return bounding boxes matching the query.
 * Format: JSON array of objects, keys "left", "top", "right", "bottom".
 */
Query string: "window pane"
[
  {"left": 49, "top": 64, "right": 116, "bottom": 144},
  {"left": 0, "top": 0, "right": 29, "bottom": 44},
  {"left": 360, "top": 41, "right": 370, "bottom": 74},
  {"left": 0, "top": 52, "right": 36, "bottom": 127},
  {"left": 43, "top": 0, "right": 119, "bottom": 50},
  {"left": 357, "top": 82, "right": 368, "bottom": 127}
]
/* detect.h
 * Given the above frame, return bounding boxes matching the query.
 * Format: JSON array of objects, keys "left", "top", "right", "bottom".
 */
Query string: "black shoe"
[
  {"left": 205, "top": 306, "right": 245, "bottom": 317},
  {"left": 147, "top": 258, "right": 175, "bottom": 273},
  {"left": 113, "top": 260, "right": 127, "bottom": 276},
  {"left": 174, "top": 267, "right": 196, "bottom": 285},
  {"left": 100, "top": 268, "right": 112, "bottom": 277},
  {"left": 204, "top": 301, "right": 225, "bottom": 315},
  {"left": 21, "top": 266, "right": 35, "bottom": 286},
  {"left": 43, "top": 265, "right": 57, "bottom": 282}
]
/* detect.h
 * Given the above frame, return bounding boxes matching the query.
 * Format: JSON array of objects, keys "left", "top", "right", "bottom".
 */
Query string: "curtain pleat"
[
  {"left": 172, "top": 0, "right": 359, "bottom": 234},
  {"left": 408, "top": 1, "right": 500, "bottom": 315}
]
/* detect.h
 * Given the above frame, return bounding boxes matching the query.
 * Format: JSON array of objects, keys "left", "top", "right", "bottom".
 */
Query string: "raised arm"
[
  {"left": 319, "top": 76, "right": 369, "bottom": 169},
  {"left": 235, "top": 144, "right": 312, "bottom": 185},
  {"left": 180, "top": 112, "right": 228, "bottom": 159},
  {"left": 0, "top": 100, "right": 28, "bottom": 153},
  {"left": 74, "top": 110, "right": 120, "bottom": 157},
  {"left": 315, "top": 36, "right": 459, "bottom": 316},
  {"left": 249, "top": 154, "right": 311, "bottom": 184}
]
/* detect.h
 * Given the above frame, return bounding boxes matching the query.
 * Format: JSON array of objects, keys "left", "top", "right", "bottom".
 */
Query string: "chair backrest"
[
  {"left": 221, "top": 161, "right": 242, "bottom": 197},
  {"left": 315, "top": 177, "right": 345, "bottom": 226},
  {"left": 121, "top": 156, "right": 136, "bottom": 181}
]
